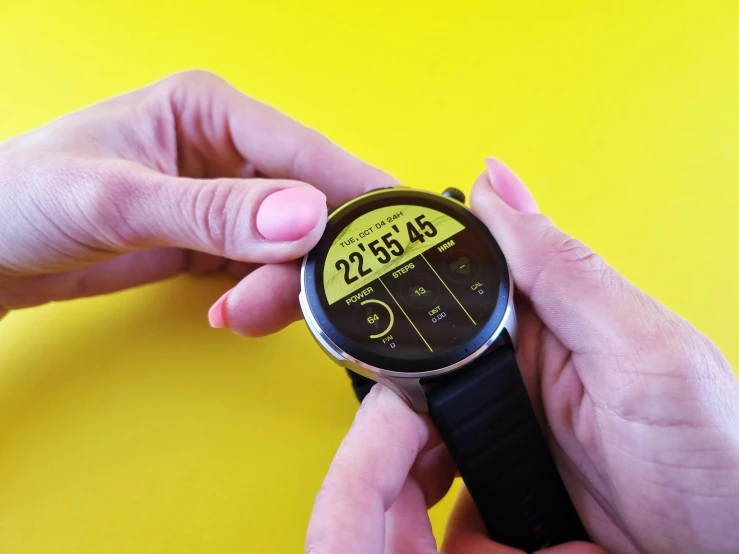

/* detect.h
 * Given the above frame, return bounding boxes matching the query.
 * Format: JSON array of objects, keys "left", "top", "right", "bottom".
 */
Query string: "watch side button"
[{"left": 441, "top": 187, "right": 466, "bottom": 203}]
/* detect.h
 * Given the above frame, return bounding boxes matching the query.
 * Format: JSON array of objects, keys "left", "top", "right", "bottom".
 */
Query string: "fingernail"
[
  {"left": 208, "top": 291, "right": 229, "bottom": 329},
  {"left": 256, "top": 186, "right": 327, "bottom": 242},
  {"left": 485, "top": 157, "right": 539, "bottom": 214}
]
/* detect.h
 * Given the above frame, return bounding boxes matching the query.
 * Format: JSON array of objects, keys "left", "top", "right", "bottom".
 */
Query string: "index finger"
[
  {"left": 305, "top": 385, "right": 430, "bottom": 554},
  {"left": 165, "top": 71, "right": 398, "bottom": 206}
]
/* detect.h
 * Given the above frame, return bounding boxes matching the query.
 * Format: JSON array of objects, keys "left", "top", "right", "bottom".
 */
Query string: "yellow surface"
[{"left": 1, "top": 1, "right": 738, "bottom": 552}]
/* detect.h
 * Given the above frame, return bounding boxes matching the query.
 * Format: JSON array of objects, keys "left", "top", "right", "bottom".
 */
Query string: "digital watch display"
[
  {"left": 300, "top": 187, "right": 589, "bottom": 552},
  {"left": 319, "top": 199, "right": 504, "bottom": 361}
]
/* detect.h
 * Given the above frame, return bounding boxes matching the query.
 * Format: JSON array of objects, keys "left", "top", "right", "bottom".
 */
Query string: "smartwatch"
[{"left": 299, "top": 187, "right": 589, "bottom": 552}]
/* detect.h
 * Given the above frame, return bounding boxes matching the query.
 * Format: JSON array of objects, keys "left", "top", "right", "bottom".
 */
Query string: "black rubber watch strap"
[
  {"left": 425, "top": 347, "right": 589, "bottom": 552},
  {"left": 346, "top": 369, "right": 376, "bottom": 402}
]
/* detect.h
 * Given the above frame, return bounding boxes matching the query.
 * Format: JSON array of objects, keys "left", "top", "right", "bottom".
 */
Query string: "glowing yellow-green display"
[{"left": 323, "top": 205, "right": 465, "bottom": 304}]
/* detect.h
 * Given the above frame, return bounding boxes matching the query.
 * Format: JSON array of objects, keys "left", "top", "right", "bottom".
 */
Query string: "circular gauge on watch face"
[{"left": 302, "top": 188, "right": 511, "bottom": 374}]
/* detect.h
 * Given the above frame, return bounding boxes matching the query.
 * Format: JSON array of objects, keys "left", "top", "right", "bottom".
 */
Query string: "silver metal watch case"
[{"left": 299, "top": 188, "right": 518, "bottom": 412}]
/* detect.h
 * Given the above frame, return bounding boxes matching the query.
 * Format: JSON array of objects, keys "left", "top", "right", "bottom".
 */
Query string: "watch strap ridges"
[{"left": 425, "top": 347, "right": 589, "bottom": 552}]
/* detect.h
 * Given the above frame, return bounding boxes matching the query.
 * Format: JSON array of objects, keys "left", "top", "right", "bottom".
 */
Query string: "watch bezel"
[{"left": 300, "top": 187, "right": 512, "bottom": 376}]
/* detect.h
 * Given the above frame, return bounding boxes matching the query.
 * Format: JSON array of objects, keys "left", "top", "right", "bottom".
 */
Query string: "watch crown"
[{"left": 441, "top": 187, "right": 466, "bottom": 204}]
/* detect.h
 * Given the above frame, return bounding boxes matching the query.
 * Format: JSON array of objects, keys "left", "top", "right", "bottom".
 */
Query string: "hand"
[
  {"left": 306, "top": 159, "right": 739, "bottom": 554},
  {"left": 0, "top": 71, "right": 395, "bottom": 334}
]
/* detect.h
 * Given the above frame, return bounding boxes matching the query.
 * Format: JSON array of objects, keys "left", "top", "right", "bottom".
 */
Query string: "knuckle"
[
  {"left": 287, "top": 129, "right": 332, "bottom": 182},
  {"left": 152, "top": 70, "right": 236, "bottom": 178},
  {"left": 527, "top": 216, "right": 618, "bottom": 305},
  {"left": 160, "top": 69, "right": 229, "bottom": 96},
  {"left": 546, "top": 228, "right": 605, "bottom": 275},
  {"left": 526, "top": 213, "right": 556, "bottom": 237},
  {"left": 190, "top": 179, "right": 247, "bottom": 254}
]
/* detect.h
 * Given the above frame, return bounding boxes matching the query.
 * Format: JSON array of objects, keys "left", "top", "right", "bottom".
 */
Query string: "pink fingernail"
[
  {"left": 256, "top": 187, "right": 327, "bottom": 242},
  {"left": 485, "top": 157, "right": 539, "bottom": 214},
  {"left": 208, "top": 291, "right": 229, "bottom": 329}
]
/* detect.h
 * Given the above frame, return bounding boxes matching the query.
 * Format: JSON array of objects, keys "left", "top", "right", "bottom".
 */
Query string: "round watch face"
[{"left": 302, "top": 188, "right": 511, "bottom": 374}]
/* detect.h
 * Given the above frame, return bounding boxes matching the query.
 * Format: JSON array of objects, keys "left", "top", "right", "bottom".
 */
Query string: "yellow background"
[{"left": 1, "top": 1, "right": 737, "bottom": 552}]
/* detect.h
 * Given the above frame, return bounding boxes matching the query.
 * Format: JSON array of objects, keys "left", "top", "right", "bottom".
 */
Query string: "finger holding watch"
[
  {"left": 304, "top": 159, "right": 738, "bottom": 554},
  {"left": 306, "top": 385, "right": 605, "bottom": 554},
  {"left": 0, "top": 70, "right": 397, "bottom": 333}
]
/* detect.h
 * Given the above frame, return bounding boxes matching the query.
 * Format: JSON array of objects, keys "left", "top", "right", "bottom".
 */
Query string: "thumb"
[
  {"left": 470, "top": 157, "right": 653, "bottom": 357},
  {"left": 83, "top": 163, "right": 328, "bottom": 263}
]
